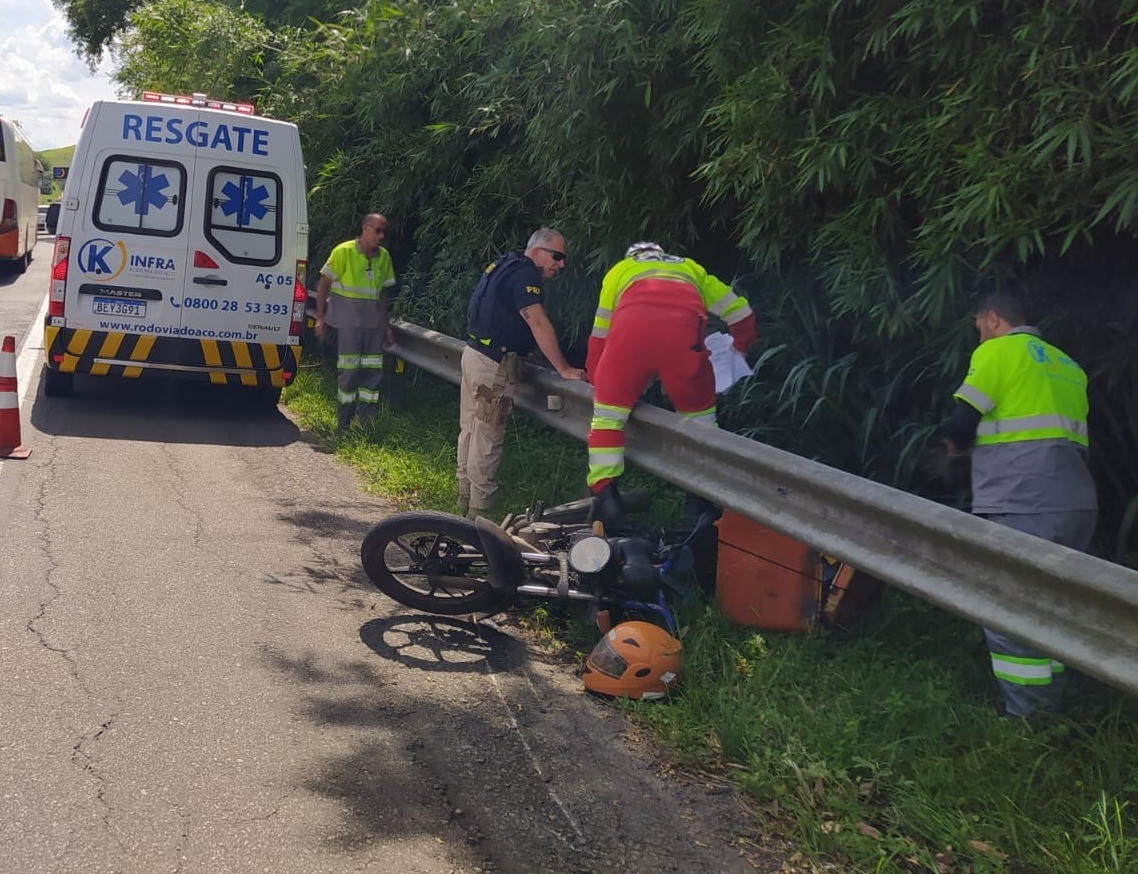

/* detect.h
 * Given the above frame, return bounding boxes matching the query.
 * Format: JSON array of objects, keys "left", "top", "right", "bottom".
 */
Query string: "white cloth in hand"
[{"left": 705, "top": 331, "right": 752, "bottom": 393}]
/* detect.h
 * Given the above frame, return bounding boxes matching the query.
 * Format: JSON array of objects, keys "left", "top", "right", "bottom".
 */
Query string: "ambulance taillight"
[
  {"left": 289, "top": 260, "right": 307, "bottom": 338},
  {"left": 48, "top": 236, "right": 70, "bottom": 321}
]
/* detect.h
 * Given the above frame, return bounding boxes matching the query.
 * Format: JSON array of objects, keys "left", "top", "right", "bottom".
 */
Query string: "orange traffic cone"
[{"left": 0, "top": 335, "right": 31, "bottom": 459}]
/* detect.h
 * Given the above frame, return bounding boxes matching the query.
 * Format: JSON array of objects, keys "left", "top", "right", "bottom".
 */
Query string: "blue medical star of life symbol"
[
  {"left": 117, "top": 164, "right": 170, "bottom": 215},
  {"left": 219, "top": 176, "right": 270, "bottom": 227}
]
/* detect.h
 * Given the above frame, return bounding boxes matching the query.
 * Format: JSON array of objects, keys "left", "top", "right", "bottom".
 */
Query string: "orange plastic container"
[{"left": 714, "top": 511, "right": 821, "bottom": 632}]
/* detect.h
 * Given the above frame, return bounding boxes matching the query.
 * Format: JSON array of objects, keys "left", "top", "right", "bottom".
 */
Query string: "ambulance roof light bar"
[{"left": 140, "top": 90, "right": 256, "bottom": 116}]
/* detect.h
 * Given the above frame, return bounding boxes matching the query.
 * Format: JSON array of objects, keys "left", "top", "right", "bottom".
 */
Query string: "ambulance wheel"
[{"left": 43, "top": 367, "right": 73, "bottom": 397}]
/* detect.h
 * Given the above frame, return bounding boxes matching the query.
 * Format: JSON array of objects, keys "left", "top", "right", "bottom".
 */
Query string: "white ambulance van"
[{"left": 43, "top": 91, "right": 309, "bottom": 405}]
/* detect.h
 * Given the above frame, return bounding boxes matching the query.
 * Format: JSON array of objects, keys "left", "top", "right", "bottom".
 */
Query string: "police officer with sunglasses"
[{"left": 457, "top": 228, "right": 586, "bottom": 518}]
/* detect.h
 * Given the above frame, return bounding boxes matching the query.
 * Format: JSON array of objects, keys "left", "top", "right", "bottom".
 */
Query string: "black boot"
[
  {"left": 682, "top": 491, "right": 722, "bottom": 528},
  {"left": 337, "top": 402, "right": 355, "bottom": 432},
  {"left": 590, "top": 481, "right": 626, "bottom": 532}
]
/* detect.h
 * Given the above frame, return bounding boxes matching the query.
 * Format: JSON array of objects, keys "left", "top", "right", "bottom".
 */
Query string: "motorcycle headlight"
[{"left": 569, "top": 536, "right": 613, "bottom": 574}]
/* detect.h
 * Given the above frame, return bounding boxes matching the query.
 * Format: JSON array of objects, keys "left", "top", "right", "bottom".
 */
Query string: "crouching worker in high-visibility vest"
[
  {"left": 585, "top": 242, "right": 758, "bottom": 524},
  {"left": 943, "top": 290, "right": 1098, "bottom": 720}
]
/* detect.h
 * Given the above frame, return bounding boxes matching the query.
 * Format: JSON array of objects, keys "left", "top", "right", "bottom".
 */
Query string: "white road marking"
[
  {"left": 18, "top": 294, "right": 48, "bottom": 406},
  {"left": 482, "top": 663, "right": 584, "bottom": 842}
]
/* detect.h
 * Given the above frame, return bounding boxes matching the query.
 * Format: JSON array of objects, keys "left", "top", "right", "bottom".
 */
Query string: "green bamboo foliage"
[{"left": 107, "top": 0, "right": 1138, "bottom": 561}]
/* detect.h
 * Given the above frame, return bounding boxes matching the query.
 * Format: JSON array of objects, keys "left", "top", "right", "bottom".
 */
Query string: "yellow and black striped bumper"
[{"left": 44, "top": 325, "right": 301, "bottom": 388}]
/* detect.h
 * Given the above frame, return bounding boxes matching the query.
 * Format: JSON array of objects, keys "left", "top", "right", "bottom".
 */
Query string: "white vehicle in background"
[
  {"left": 43, "top": 91, "right": 310, "bottom": 406},
  {"left": 0, "top": 115, "right": 42, "bottom": 273}
]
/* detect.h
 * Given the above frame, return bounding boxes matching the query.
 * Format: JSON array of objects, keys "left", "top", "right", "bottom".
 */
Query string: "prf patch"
[{"left": 525, "top": 285, "right": 542, "bottom": 295}]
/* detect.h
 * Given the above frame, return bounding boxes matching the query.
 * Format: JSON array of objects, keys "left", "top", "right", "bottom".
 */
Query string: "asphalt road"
[
  {"left": 0, "top": 235, "right": 52, "bottom": 353},
  {"left": 0, "top": 248, "right": 780, "bottom": 873}
]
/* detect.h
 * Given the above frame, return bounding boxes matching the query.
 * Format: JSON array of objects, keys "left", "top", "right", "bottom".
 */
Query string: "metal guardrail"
[{"left": 389, "top": 320, "right": 1138, "bottom": 697}]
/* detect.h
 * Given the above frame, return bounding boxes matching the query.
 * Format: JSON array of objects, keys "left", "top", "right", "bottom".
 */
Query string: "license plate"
[{"left": 92, "top": 297, "right": 147, "bottom": 318}]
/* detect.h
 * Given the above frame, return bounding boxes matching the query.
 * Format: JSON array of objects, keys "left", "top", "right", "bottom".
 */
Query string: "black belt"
[{"left": 466, "top": 337, "right": 513, "bottom": 363}]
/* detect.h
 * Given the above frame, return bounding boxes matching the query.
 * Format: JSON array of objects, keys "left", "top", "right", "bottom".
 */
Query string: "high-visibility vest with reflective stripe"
[
  {"left": 590, "top": 254, "right": 751, "bottom": 339},
  {"left": 321, "top": 239, "right": 395, "bottom": 302},
  {"left": 953, "top": 328, "right": 1089, "bottom": 448}
]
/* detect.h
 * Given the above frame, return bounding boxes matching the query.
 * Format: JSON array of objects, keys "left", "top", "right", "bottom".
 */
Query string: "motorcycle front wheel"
[{"left": 360, "top": 511, "right": 514, "bottom": 616}]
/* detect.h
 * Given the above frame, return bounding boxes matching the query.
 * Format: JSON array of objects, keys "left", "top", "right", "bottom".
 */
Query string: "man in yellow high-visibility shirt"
[
  {"left": 945, "top": 290, "right": 1097, "bottom": 719},
  {"left": 315, "top": 213, "right": 397, "bottom": 431}
]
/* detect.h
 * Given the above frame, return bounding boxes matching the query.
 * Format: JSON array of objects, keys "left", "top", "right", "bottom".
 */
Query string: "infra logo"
[{"left": 77, "top": 238, "right": 128, "bottom": 280}]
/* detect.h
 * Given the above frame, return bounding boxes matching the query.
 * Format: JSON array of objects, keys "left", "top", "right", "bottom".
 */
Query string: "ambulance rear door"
[
  {"left": 178, "top": 115, "right": 300, "bottom": 361},
  {"left": 66, "top": 101, "right": 196, "bottom": 339}
]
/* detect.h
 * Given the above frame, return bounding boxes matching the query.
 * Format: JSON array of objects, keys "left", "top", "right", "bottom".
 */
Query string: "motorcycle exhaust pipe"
[{"left": 515, "top": 584, "right": 594, "bottom": 601}]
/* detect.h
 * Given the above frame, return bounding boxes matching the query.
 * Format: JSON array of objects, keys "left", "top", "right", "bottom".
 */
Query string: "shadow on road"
[
  {"left": 0, "top": 266, "right": 28, "bottom": 287},
  {"left": 358, "top": 615, "right": 522, "bottom": 675},
  {"left": 29, "top": 375, "right": 302, "bottom": 447},
  {"left": 259, "top": 612, "right": 769, "bottom": 872}
]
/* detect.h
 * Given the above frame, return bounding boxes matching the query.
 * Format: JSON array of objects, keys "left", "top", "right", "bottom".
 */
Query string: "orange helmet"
[{"left": 582, "top": 621, "right": 681, "bottom": 700}]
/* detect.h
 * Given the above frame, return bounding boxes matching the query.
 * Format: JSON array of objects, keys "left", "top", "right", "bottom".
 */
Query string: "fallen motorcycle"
[{"left": 360, "top": 495, "right": 718, "bottom": 634}]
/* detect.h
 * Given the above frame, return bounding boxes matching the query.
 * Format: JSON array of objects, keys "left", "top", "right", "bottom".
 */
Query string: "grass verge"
[{"left": 284, "top": 355, "right": 1138, "bottom": 874}]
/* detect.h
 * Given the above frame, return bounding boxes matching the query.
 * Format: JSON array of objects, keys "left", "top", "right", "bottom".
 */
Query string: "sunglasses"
[{"left": 540, "top": 247, "right": 566, "bottom": 262}]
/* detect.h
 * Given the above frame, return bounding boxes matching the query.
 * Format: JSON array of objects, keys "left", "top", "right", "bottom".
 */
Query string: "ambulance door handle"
[{"left": 193, "top": 277, "right": 228, "bottom": 286}]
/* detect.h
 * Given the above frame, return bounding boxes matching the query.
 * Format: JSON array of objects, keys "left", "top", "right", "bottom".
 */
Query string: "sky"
[{"left": 0, "top": 0, "right": 121, "bottom": 151}]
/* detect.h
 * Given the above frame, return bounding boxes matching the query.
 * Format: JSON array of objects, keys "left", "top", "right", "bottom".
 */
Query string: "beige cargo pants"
[{"left": 457, "top": 345, "right": 519, "bottom": 514}]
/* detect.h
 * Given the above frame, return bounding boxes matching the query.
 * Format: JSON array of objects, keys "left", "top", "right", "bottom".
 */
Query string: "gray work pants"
[
  {"left": 336, "top": 325, "right": 385, "bottom": 418},
  {"left": 979, "top": 509, "right": 1097, "bottom": 718}
]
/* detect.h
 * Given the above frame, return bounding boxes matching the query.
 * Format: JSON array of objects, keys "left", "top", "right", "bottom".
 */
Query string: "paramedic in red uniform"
[{"left": 585, "top": 242, "right": 758, "bottom": 519}]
